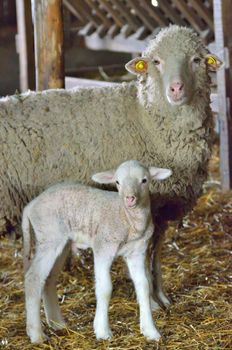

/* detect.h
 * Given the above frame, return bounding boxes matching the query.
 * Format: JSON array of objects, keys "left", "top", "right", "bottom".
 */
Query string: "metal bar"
[
  {"left": 16, "top": 0, "right": 35, "bottom": 91},
  {"left": 213, "top": 0, "right": 232, "bottom": 189}
]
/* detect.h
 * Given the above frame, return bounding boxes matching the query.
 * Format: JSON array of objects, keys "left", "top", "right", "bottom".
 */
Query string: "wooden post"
[
  {"left": 213, "top": 0, "right": 232, "bottom": 189},
  {"left": 16, "top": 0, "right": 35, "bottom": 91},
  {"left": 32, "top": 0, "right": 64, "bottom": 90}
]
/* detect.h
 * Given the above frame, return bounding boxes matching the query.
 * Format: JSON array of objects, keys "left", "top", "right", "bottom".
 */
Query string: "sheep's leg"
[
  {"left": 93, "top": 252, "right": 115, "bottom": 340},
  {"left": 43, "top": 242, "right": 71, "bottom": 330},
  {"left": 125, "top": 253, "right": 161, "bottom": 341},
  {"left": 25, "top": 241, "right": 67, "bottom": 344}
]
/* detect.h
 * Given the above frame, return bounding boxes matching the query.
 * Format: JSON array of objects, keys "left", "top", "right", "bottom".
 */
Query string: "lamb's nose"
[
  {"left": 126, "top": 196, "right": 136, "bottom": 207},
  {"left": 170, "top": 81, "right": 184, "bottom": 94}
]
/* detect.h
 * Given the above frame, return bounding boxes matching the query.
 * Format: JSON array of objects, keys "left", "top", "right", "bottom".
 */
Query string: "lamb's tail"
[{"left": 22, "top": 205, "right": 32, "bottom": 273}]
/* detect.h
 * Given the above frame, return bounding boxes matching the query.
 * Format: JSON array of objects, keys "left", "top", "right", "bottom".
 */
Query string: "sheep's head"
[
  {"left": 92, "top": 160, "right": 172, "bottom": 209},
  {"left": 126, "top": 26, "right": 223, "bottom": 107}
]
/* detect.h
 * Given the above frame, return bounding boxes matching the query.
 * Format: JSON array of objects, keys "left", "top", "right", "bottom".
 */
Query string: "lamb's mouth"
[
  {"left": 127, "top": 204, "right": 137, "bottom": 209},
  {"left": 125, "top": 201, "right": 138, "bottom": 209}
]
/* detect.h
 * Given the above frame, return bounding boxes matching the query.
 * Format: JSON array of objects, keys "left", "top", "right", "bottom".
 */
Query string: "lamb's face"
[
  {"left": 126, "top": 26, "right": 223, "bottom": 107},
  {"left": 115, "top": 161, "right": 151, "bottom": 209},
  {"left": 92, "top": 160, "right": 172, "bottom": 210}
]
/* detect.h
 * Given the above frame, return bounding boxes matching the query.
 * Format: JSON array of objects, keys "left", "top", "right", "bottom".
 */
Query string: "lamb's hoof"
[
  {"left": 49, "top": 319, "right": 67, "bottom": 330},
  {"left": 158, "top": 292, "right": 172, "bottom": 308},
  {"left": 95, "top": 328, "right": 112, "bottom": 340},
  {"left": 27, "top": 328, "right": 48, "bottom": 344},
  {"left": 141, "top": 327, "right": 161, "bottom": 341},
  {"left": 150, "top": 298, "right": 160, "bottom": 311}
]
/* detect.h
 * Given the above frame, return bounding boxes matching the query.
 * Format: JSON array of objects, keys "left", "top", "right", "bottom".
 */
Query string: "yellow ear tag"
[
  {"left": 135, "top": 60, "right": 147, "bottom": 71},
  {"left": 207, "top": 56, "right": 216, "bottom": 65}
]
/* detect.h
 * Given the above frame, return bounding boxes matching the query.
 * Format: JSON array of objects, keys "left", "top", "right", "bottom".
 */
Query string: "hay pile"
[{"left": 0, "top": 147, "right": 231, "bottom": 350}]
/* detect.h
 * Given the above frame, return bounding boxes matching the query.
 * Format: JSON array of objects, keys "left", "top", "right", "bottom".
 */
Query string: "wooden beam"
[
  {"left": 139, "top": 0, "right": 169, "bottom": 27},
  {"left": 63, "top": 0, "right": 84, "bottom": 23},
  {"left": 85, "top": 0, "right": 112, "bottom": 28},
  {"left": 127, "top": 0, "right": 158, "bottom": 31},
  {"left": 16, "top": 0, "right": 35, "bottom": 91},
  {"left": 213, "top": 0, "right": 232, "bottom": 189},
  {"left": 158, "top": 0, "right": 186, "bottom": 26},
  {"left": 109, "top": 0, "right": 140, "bottom": 32},
  {"left": 100, "top": 0, "right": 125, "bottom": 28},
  {"left": 189, "top": 0, "right": 214, "bottom": 31},
  {"left": 172, "top": 0, "right": 205, "bottom": 33},
  {"left": 33, "top": 0, "right": 64, "bottom": 90}
]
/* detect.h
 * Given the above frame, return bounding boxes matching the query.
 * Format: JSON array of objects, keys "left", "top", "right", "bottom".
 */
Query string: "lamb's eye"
[
  {"left": 153, "top": 59, "right": 160, "bottom": 65},
  {"left": 142, "top": 178, "right": 147, "bottom": 184},
  {"left": 116, "top": 180, "right": 120, "bottom": 185},
  {"left": 193, "top": 57, "right": 201, "bottom": 64}
]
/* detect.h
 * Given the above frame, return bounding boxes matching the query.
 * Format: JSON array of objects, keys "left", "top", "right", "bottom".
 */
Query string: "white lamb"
[{"left": 22, "top": 160, "right": 172, "bottom": 343}]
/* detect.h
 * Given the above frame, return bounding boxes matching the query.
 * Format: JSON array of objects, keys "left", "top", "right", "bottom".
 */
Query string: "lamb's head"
[
  {"left": 92, "top": 160, "right": 172, "bottom": 209},
  {"left": 126, "top": 25, "right": 223, "bottom": 107}
]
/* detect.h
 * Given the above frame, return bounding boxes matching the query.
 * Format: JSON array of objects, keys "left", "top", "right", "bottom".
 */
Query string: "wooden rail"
[{"left": 64, "top": 0, "right": 214, "bottom": 50}]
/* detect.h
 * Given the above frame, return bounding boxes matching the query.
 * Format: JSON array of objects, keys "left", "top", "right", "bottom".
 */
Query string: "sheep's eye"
[
  {"left": 142, "top": 178, "right": 147, "bottom": 184},
  {"left": 153, "top": 59, "right": 160, "bottom": 65},
  {"left": 193, "top": 57, "right": 201, "bottom": 64},
  {"left": 116, "top": 180, "right": 120, "bottom": 185}
]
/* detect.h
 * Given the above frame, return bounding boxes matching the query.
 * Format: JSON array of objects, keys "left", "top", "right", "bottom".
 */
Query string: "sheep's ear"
[
  {"left": 149, "top": 167, "right": 172, "bottom": 180},
  {"left": 92, "top": 170, "right": 116, "bottom": 184},
  {"left": 205, "top": 54, "right": 224, "bottom": 71},
  {"left": 125, "top": 57, "right": 149, "bottom": 75}
]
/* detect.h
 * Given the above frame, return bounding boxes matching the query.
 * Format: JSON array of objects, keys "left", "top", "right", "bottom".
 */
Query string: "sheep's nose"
[
  {"left": 169, "top": 81, "right": 184, "bottom": 97},
  {"left": 126, "top": 195, "right": 137, "bottom": 207}
]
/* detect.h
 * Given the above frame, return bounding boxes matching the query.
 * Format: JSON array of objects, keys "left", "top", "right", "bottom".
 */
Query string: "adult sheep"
[{"left": 0, "top": 25, "right": 222, "bottom": 306}]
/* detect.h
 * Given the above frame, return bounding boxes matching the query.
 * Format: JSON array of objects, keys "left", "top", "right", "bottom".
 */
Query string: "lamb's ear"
[
  {"left": 125, "top": 57, "right": 149, "bottom": 75},
  {"left": 149, "top": 167, "right": 172, "bottom": 180},
  {"left": 92, "top": 170, "right": 116, "bottom": 184},
  {"left": 205, "top": 54, "right": 224, "bottom": 71}
]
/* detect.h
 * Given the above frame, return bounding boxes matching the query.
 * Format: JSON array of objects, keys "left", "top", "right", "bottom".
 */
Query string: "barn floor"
[{"left": 0, "top": 147, "right": 231, "bottom": 350}]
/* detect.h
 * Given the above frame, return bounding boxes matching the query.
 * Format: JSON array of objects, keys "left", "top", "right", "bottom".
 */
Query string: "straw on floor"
[{"left": 0, "top": 146, "right": 231, "bottom": 350}]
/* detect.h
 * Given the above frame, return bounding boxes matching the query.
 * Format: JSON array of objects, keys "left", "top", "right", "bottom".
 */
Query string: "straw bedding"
[{"left": 0, "top": 147, "right": 231, "bottom": 350}]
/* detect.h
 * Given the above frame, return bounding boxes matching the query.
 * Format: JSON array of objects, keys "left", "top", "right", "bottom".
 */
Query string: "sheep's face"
[
  {"left": 126, "top": 53, "right": 223, "bottom": 107},
  {"left": 92, "top": 160, "right": 172, "bottom": 210},
  {"left": 125, "top": 27, "right": 223, "bottom": 107}
]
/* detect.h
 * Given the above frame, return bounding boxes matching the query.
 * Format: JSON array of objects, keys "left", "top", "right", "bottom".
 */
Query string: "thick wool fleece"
[{"left": 0, "top": 25, "right": 213, "bottom": 230}]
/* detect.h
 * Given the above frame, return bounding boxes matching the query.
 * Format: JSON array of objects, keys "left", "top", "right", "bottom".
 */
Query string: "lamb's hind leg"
[
  {"left": 25, "top": 241, "right": 67, "bottom": 344},
  {"left": 43, "top": 241, "right": 71, "bottom": 330},
  {"left": 151, "top": 237, "right": 171, "bottom": 308}
]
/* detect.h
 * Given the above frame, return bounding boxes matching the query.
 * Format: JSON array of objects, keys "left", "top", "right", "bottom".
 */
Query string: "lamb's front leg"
[
  {"left": 93, "top": 252, "right": 114, "bottom": 340},
  {"left": 125, "top": 253, "right": 161, "bottom": 341}
]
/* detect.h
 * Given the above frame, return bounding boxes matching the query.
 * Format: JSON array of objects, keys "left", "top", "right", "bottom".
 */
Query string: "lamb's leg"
[
  {"left": 150, "top": 234, "right": 171, "bottom": 308},
  {"left": 43, "top": 241, "right": 71, "bottom": 330},
  {"left": 125, "top": 253, "right": 161, "bottom": 341},
  {"left": 93, "top": 252, "right": 114, "bottom": 340},
  {"left": 25, "top": 241, "right": 67, "bottom": 344},
  {"left": 149, "top": 202, "right": 171, "bottom": 308},
  {"left": 144, "top": 254, "right": 160, "bottom": 311}
]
